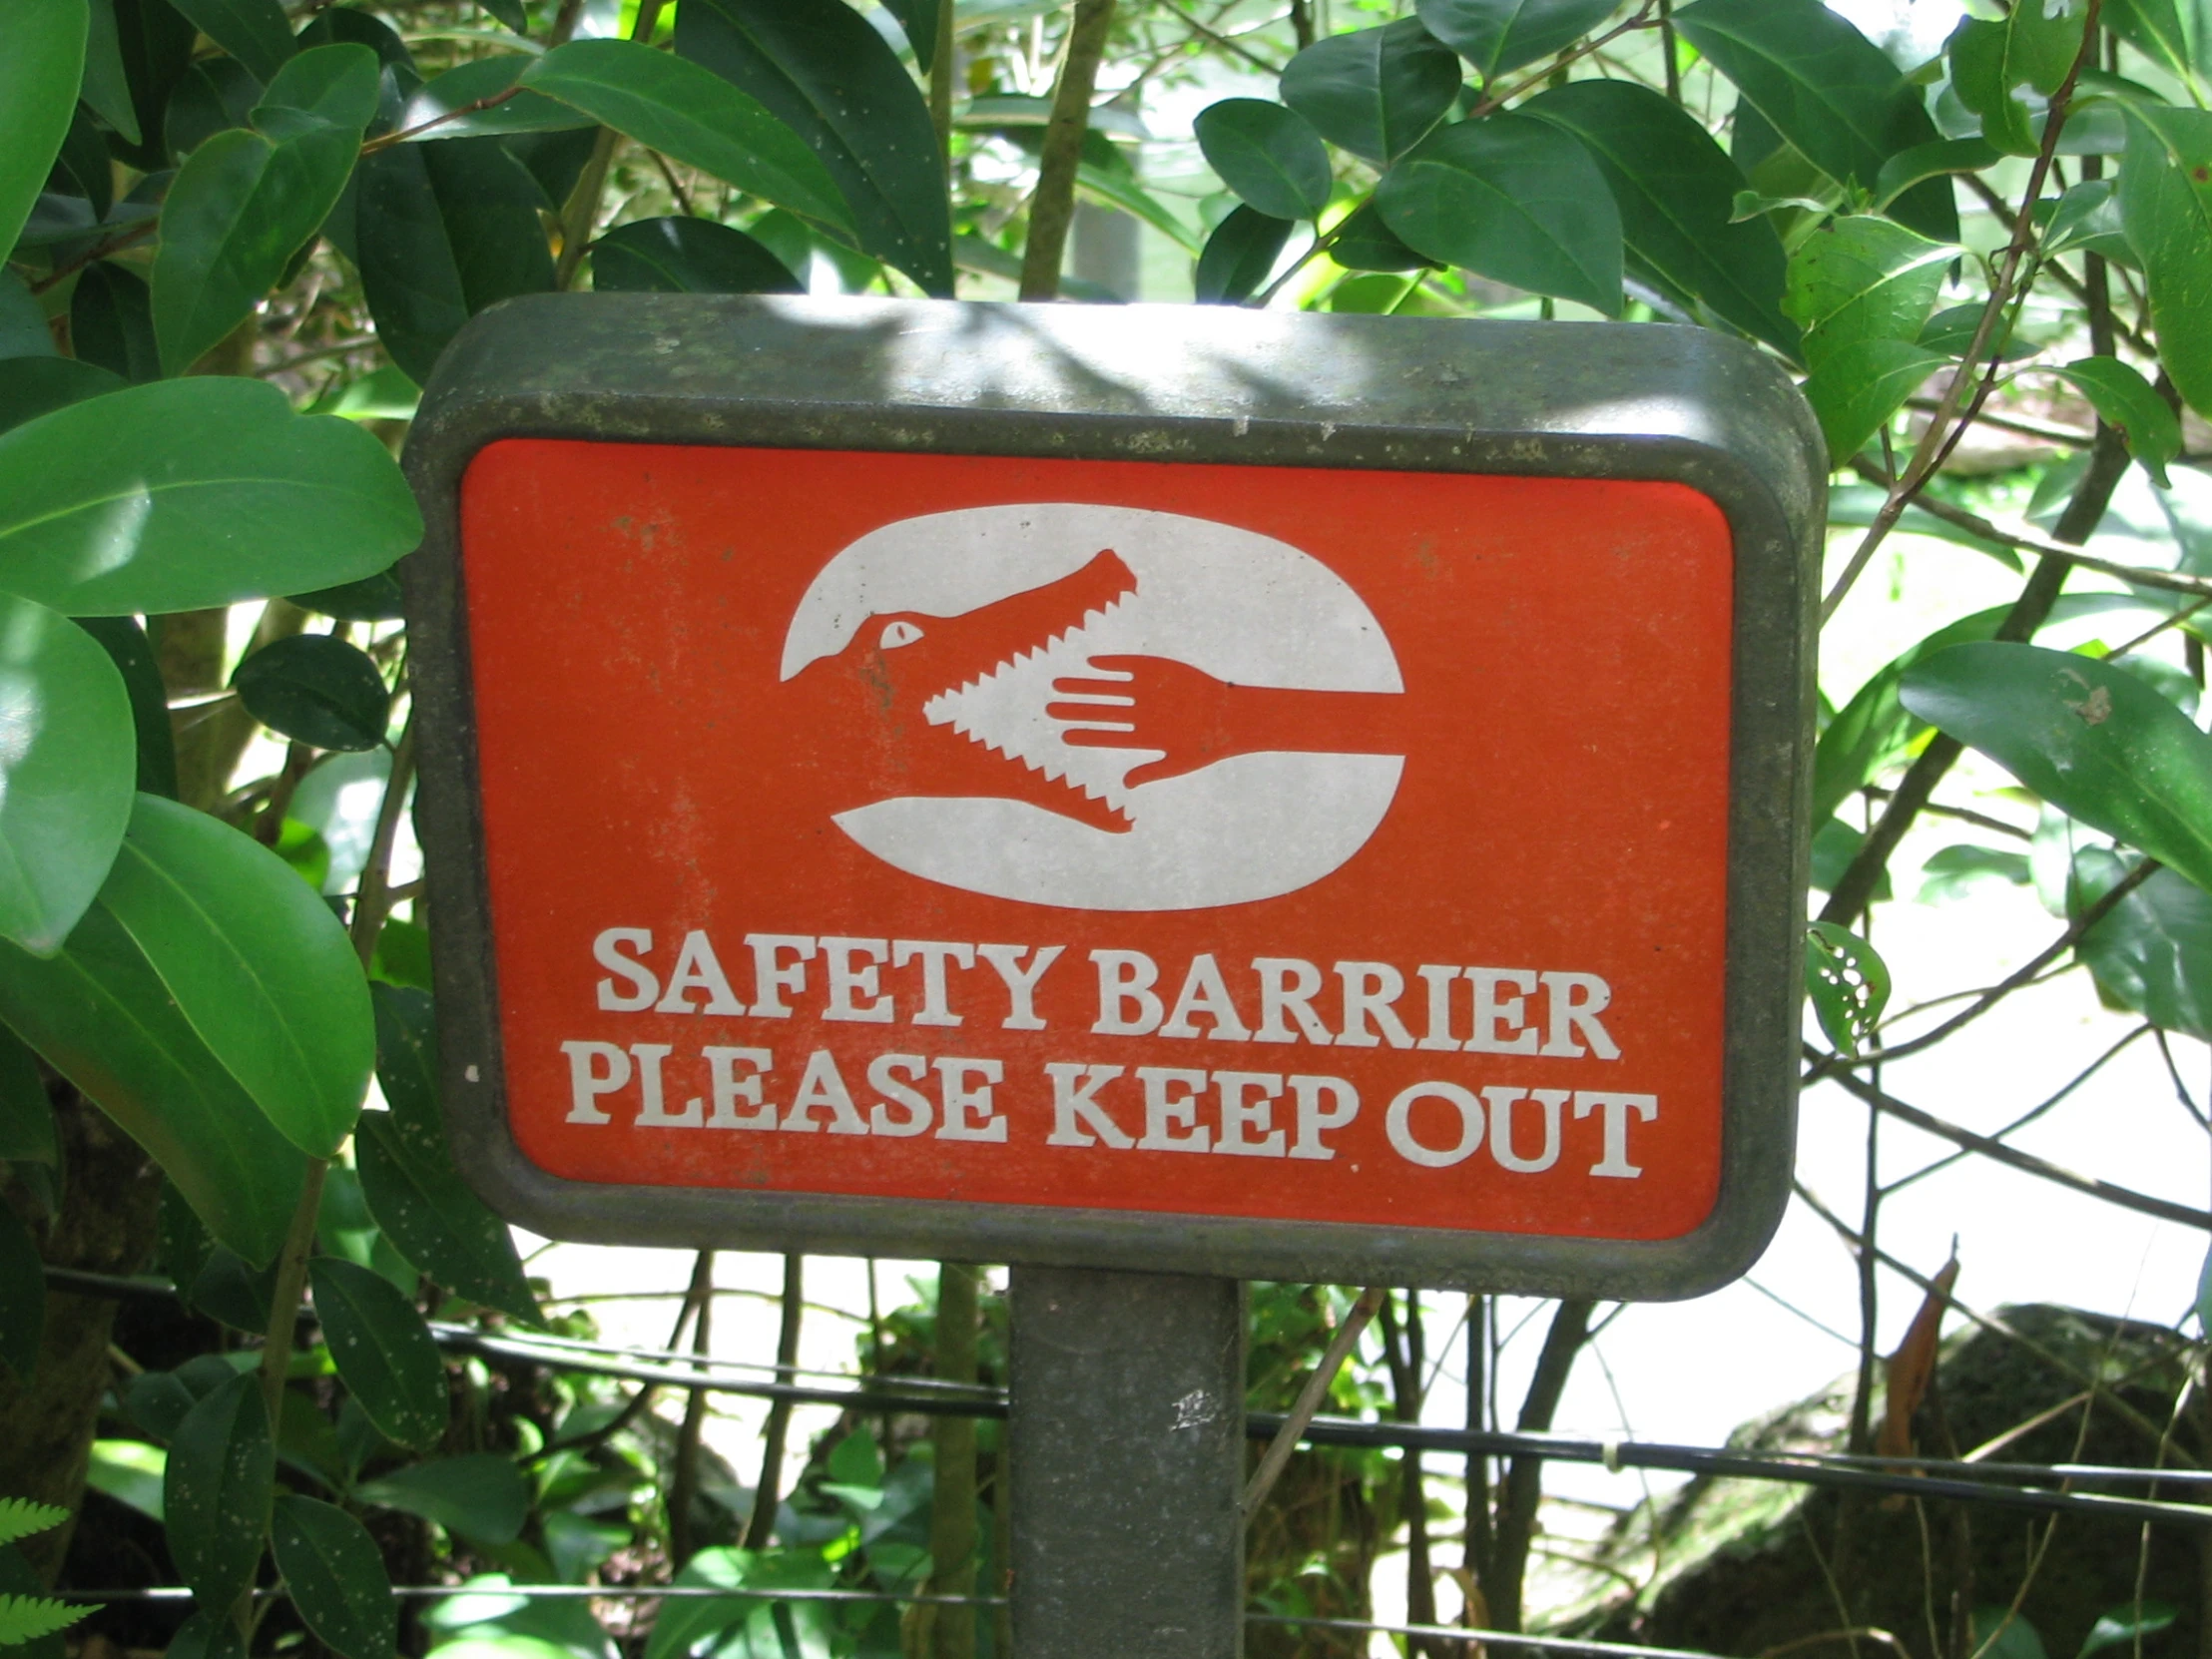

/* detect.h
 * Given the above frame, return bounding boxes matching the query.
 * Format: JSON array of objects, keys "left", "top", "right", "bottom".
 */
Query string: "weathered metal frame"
[{"left": 402, "top": 291, "right": 1823, "bottom": 1302}]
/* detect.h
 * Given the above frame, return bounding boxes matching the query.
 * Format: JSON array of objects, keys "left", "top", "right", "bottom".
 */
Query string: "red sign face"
[{"left": 459, "top": 440, "right": 1734, "bottom": 1243}]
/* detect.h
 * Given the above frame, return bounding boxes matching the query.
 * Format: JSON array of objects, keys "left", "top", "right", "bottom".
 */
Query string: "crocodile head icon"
[{"left": 781, "top": 547, "right": 1139, "bottom": 832}]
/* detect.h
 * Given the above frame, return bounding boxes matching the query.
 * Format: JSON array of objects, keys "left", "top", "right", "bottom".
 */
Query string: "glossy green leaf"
[
  {"left": 1815, "top": 605, "right": 2010, "bottom": 826},
  {"left": 309, "top": 1257, "right": 445, "bottom": 1451},
  {"left": 2119, "top": 107, "right": 2212, "bottom": 419},
  {"left": 0, "top": 0, "right": 88, "bottom": 262},
  {"left": 355, "top": 1454, "right": 528, "bottom": 1544},
  {"left": 0, "top": 1199, "right": 42, "bottom": 1382},
  {"left": 1811, "top": 817, "right": 1892, "bottom": 902},
  {"left": 590, "top": 217, "right": 801, "bottom": 294},
  {"left": 1784, "top": 215, "right": 1953, "bottom": 370},
  {"left": 1902, "top": 643, "right": 2212, "bottom": 896},
  {"left": 1945, "top": 2, "right": 2087, "bottom": 159},
  {"left": 292, "top": 567, "right": 405, "bottom": 622},
  {"left": 1195, "top": 99, "right": 1333, "bottom": 222},
  {"left": 110, "top": 0, "right": 198, "bottom": 173},
  {"left": 0, "top": 596, "right": 132, "bottom": 954},
  {"left": 1280, "top": 18, "right": 1458, "bottom": 165},
  {"left": 0, "top": 274, "right": 52, "bottom": 363},
  {"left": 0, "top": 1026, "right": 52, "bottom": 1165},
  {"left": 1074, "top": 160, "right": 1202, "bottom": 254},
  {"left": 233, "top": 634, "right": 391, "bottom": 752},
  {"left": 359, "top": 986, "right": 540, "bottom": 1324},
  {"left": 2074, "top": 854, "right": 2212, "bottom": 1038},
  {"left": 2044, "top": 178, "right": 2134, "bottom": 263},
  {"left": 644, "top": 1548, "right": 838, "bottom": 1659},
  {"left": 400, "top": 56, "right": 592, "bottom": 141},
  {"left": 1415, "top": 0, "right": 1619, "bottom": 81},
  {"left": 82, "top": 0, "right": 141, "bottom": 145},
  {"left": 2078, "top": 1603, "right": 2180, "bottom": 1659},
  {"left": 1194, "top": 206, "right": 1295, "bottom": 304},
  {"left": 70, "top": 263, "right": 158, "bottom": 384},
  {"left": 170, "top": 0, "right": 293, "bottom": 84},
  {"left": 1674, "top": 0, "right": 1957, "bottom": 242},
  {"left": 1521, "top": 80, "right": 1795, "bottom": 354},
  {"left": 101, "top": 794, "right": 374, "bottom": 1159},
  {"left": 0, "top": 359, "right": 119, "bottom": 441},
  {"left": 1329, "top": 200, "right": 1440, "bottom": 272},
  {"left": 2051, "top": 356, "right": 2181, "bottom": 487},
  {"left": 1874, "top": 138, "right": 2002, "bottom": 212},
  {"left": 1806, "top": 920, "right": 1889, "bottom": 1057},
  {"left": 1970, "top": 1610, "right": 2049, "bottom": 1659},
  {"left": 1377, "top": 113, "right": 1621, "bottom": 314},
  {"left": 2106, "top": 0, "right": 2206, "bottom": 84},
  {"left": 53, "top": 106, "right": 114, "bottom": 223},
  {"left": 522, "top": 39, "right": 852, "bottom": 241},
  {"left": 671, "top": 0, "right": 946, "bottom": 291},
  {"left": 0, "top": 376, "right": 421, "bottom": 616},
  {"left": 166, "top": 1610, "right": 248, "bottom": 1659},
  {"left": 1801, "top": 337, "right": 1945, "bottom": 463},
  {"left": 272, "top": 1495, "right": 396, "bottom": 1659},
  {"left": 152, "top": 44, "right": 377, "bottom": 374},
  {"left": 162, "top": 55, "right": 260, "bottom": 164},
  {"left": 352, "top": 139, "right": 555, "bottom": 385},
  {"left": 1918, "top": 843, "right": 2031, "bottom": 903},
  {"left": 164, "top": 1372, "right": 274, "bottom": 1607},
  {"left": 77, "top": 615, "right": 178, "bottom": 800}
]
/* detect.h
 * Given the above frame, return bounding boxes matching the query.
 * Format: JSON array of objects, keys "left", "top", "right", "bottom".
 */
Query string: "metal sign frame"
[{"left": 402, "top": 291, "right": 1822, "bottom": 1302}]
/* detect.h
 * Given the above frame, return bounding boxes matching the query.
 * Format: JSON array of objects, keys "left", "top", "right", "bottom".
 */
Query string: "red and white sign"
[{"left": 458, "top": 440, "right": 1734, "bottom": 1244}]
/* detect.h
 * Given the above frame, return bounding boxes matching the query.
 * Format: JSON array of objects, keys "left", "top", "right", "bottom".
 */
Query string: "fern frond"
[
  {"left": 0, "top": 1593, "right": 88, "bottom": 1647},
  {"left": 0, "top": 1503, "right": 66, "bottom": 1552}
]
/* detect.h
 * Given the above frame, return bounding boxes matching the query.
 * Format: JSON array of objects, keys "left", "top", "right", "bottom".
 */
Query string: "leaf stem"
[{"left": 349, "top": 714, "right": 417, "bottom": 967}]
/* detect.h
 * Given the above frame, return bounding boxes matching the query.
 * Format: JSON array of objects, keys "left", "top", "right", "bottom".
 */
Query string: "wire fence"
[{"left": 51, "top": 1265, "right": 2212, "bottom": 1533}]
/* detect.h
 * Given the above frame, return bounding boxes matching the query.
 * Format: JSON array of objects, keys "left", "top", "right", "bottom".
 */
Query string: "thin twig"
[{"left": 1245, "top": 1287, "right": 1384, "bottom": 1515}]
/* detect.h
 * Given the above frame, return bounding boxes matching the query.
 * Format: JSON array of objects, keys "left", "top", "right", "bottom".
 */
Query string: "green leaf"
[
  {"left": 1805, "top": 920, "right": 1889, "bottom": 1057},
  {"left": 1280, "top": 18, "right": 1459, "bottom": 166},
  {"left": 1377, "top": 113, "right": 1621, "bottom": 314},
  {"left": 2119, "top": 107, "right": 2212, "bottom": 420},
  {"left": 0, "top": 0, "right": 88, "bottom": 262},
  {"left": 309, "top": 1257, "right": 445, "bottom": 1451},
  {"left": 0, "top": 1502, "right": 68, "bottom": 1550},
  {"left": 1674, "top": 0, "right": 1957, "bottom": 242},
  {"left": 0, "top": 376, "right": 421, "bottom": 616},
  {"left": 100, "top": 794, "right": 374, "bottom": 1159},
  {"left": 352, "top": 138, "right": 556, "bottom": 386},
  {"left": 1784, "top": 214, "right": 1953, "bottom": 370},
  {"left": 2079, "top": 1603, "right": 2180, "bottom": 1659},
  {"left": 1415, "top": 0, "right": 1619, "bottom": 81},
  {"left": 2051, "top": 356, "right": 2182, "bottom": 487},
  {"left": 521, "top": 39, "right": 852, "bottom": 242},
  {"left": 0, "top": 1595, "right": 87, "bottom": 1648},
  {"left": 0, "top": 596, "right": 133, "bottom": 954},
  {"left": 164, "top": 1372, "right": 274, "bottom": 1607},
  {"left": 1902, "top": 643, "right": 2212, "bottom": 896},
  {"left": 2073, "top": 854, "right": 2212, "bottom": 1037},
  {"left": 110, "top": 0, "right": 198, "bottom": 174},
  {"left": 670, "top": 0, "right": 947, "bottom": 291},
  {"left": 1328, "top": 199, "right": 1439, "bottom": 272},
  {"left": 355, "top": 1454, "right": 528, "bottom": 1544},
  {"left": 69, "top": 263, "right": 158, "bottom": 384},
  {"left": 1195, "top": 99, "right": 1333, "bottom": 222},
  {"left": 233, "top": 634, "right": 391, "bottom": 752},
  {"left": 1814, "top": 602, "right": 2012, "bottom": 825},
  {"left": 590, "top": 217, "right": 801, "bottom": 294},
  {"left": 0, "top": 1199, "right": 42, "bottom": 1382},
  {"left": 165, "top": 1610, "right": 249, "bottom": 1659},
  {"left": 1919, "top": 843, "right": 2032, "bottom": 903},
  {"left": 401, "top": 56, "right": 591, "bottom": 142},
  {"left": 1945, "top": 2, "right": 2087, "bottom": 159},
  {"left": 0, "top": 274, "right": 54, "bottom": 364},
  {"left": 1801, "top": 336, "right": 1945, "bottom": 463},
  {"left": 272, "top": 1496, "right": 397, "bottom": 1659},
  {"left": 169, "top": 0, "right": 294, "bottom": 84},
  {"left": 643, "top": 1548, "right": 837, "bottom": 1659},
  {"left": 1971, "top": 1610, "right": 2049, "bottom": 1659},
  {"left": 77, "top": 614, "right": 179, "bottom": 800},
  {"left": 292, "top": 566, "right": 405, "bottom": 621},
  {"left": 1874, "top": 137, "right": 2001, "bottom": 213},
  {"left": 152, "top": 45, "right": 377, "bottom": 374},
  {"left": 2044, "top": 178, "right": 2134, "bottom": 264},
  {"left": 1520, "top": 79, "right": 1795, "bottom": 354},
  {"left": 358, "top": 986, "right": 540, "bottom": 1324},
  {"left": 2106, "top": 0, "right": 2207, "bottom": 85},
  {"left": 1074, "top": 160, "right": 1202, "bottom": 254},
  {"left": 0, "top": 1026, "right": 53, "bottom": 1165},
  {"left": 82, "top": 0, "right": 142, "bottom": 146},
  {"left": 1194, "top": 206, "right": 1295, "bottom": 305}
]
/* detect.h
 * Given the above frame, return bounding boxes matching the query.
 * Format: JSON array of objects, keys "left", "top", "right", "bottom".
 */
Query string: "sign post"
[{"left": 403, "top": 292, "right": 1823, "bottom": 1655}]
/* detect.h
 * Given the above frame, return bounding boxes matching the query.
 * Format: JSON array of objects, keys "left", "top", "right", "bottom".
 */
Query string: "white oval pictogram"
[{"left": 781, "top": 503, "right": 1404, "bottom": 911}]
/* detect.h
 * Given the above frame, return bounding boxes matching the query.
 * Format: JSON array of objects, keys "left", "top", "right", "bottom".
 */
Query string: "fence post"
[{"left": 1008, "top": 1267, "right": 1245, "bottom": 1658}]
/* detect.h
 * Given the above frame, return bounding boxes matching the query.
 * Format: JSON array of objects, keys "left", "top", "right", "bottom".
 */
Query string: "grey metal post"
[{"left": 1009, "top": 1268, "right": 1245, "bottom": 1658}]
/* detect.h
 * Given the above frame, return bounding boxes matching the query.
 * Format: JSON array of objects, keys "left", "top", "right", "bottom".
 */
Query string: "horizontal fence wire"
[{"left": 49, "top": 1266, "right": 2212, "bottom": 1528}]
